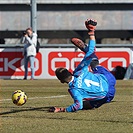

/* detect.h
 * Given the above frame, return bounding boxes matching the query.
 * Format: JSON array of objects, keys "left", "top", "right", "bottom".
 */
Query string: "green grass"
[{"left": 0, "top": 79, "right": 133, "bottom": 133}]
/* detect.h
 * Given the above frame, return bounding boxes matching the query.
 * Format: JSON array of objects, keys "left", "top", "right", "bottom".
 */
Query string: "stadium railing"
[{"left": 0, "top": 44, "right": 133, "bottom": 48}]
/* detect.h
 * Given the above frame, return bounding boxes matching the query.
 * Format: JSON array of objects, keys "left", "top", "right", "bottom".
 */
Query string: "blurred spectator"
[
  {"left": 114, "top": 66, "right": 126, "bottom": 80},
  {"left": 0, "top": 38, "right": 5, "bottom": 44},
  {"left": 123, "top": 63, "right": 133, "bottom": 80}
]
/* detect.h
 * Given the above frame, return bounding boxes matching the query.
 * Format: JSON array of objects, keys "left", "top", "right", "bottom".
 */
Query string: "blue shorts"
[{"left": 93, "top": 66, "right": 116, "bottom": 103}]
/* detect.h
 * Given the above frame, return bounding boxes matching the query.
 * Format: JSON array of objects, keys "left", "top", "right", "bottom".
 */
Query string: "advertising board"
[{"left": 0, "top": 48, "right": 132, "bottom": 79}]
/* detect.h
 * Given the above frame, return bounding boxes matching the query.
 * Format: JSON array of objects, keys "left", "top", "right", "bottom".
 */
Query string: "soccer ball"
[{"left": 12, "top": 90, "right": 28, "bottom": 106}]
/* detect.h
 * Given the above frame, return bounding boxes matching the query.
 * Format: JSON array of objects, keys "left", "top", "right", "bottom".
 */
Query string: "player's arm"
[
  {"left": 65, "top": 89, "right": 83, "bottom": 112},
  {"left": 73, "top": 40, "right": 96, "bottom": 73},
  {"left": 49, "top": 89, "right": 83, "bottom": 113},
  {"left": 84, "top": 19, "right": 97, "bottom": 58},
  {"left": 73, "top": 19, "right": 97, "bottom": 73}
]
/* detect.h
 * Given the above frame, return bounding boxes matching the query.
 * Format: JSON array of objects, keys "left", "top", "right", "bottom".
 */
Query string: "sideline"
[{"left": 0, "top": 95, "right": 68, "bottom": 102}]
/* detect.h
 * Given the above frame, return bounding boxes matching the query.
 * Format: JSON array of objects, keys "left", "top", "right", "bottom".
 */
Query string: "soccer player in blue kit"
[{"left": 49, "top": 19, "right": 116, "bottom": 113}]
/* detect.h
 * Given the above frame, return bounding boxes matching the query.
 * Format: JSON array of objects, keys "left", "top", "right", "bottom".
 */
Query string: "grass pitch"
[{"left": 0, "top": 79, "right": 133, "bottom": 133}]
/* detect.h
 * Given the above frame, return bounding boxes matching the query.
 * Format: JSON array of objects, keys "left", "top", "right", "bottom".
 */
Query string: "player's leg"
[{"left": 29, "top": 56, "right": 35, "bottom": 79}]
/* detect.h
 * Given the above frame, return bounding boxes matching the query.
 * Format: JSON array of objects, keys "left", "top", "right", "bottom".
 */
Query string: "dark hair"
[
  {"left": 55, "top": 68, "right": 72, "bottom": 83},
  {"left": 26, "top": 27, "right": 32, "bottom": 32}
]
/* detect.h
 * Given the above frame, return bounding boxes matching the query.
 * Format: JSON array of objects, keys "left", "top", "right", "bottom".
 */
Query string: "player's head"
[{"left": 55, "top": 67, "right": 72, "bottom": 84}]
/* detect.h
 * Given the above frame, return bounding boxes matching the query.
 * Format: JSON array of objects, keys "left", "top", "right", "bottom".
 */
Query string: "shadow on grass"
[
  {"left": 0, "top": 106, "right": 51, "bottom": 115},
  {"left": 45, "top": 116, "right": 133, "bottom": 124},
  {"left": 1, "top": 112, "right": 132, "bottom": 124}
]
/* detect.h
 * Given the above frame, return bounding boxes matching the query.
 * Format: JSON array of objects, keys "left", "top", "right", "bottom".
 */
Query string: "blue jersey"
[
  {"left": 66, "top": 40, "right": 115, "bottom": 112},
  {"left": 66, "top": 67, "right": 109, "bottom": 112}
]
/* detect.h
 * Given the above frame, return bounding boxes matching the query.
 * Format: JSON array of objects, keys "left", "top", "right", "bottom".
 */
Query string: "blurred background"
[
  {"left": 0, "top": 0, "right": 133, "bottom": 80},
  {"left": 0, "top": 0, "right": 133, "bottom": 45}
]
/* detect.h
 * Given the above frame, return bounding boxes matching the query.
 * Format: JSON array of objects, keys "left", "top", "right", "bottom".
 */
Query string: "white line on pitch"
[{"left": 0, "top": 95, "right": 68, "bottom": 102}]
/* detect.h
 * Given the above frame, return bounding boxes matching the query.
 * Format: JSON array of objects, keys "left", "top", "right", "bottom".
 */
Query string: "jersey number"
[{"left": 84, "top": 79, "right": 100, "bottom": 87}]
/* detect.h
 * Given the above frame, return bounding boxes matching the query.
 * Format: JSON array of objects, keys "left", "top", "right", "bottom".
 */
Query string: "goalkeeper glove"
[
  {"left": 49, "top": 107, "right": 66, "bottom": 113},
  {"left": 85, "top": 19, "right": 97, "bottom": 36}
]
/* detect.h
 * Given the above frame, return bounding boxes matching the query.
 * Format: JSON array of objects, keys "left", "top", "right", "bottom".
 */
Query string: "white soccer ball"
[{"left": 12, "top": 90, "right": 28, "bottom": 106}]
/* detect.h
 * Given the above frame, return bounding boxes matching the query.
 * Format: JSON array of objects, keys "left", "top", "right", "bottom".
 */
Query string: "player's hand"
[
  {"left": 85, "top": 19, "right": 97, "bottom": 30},
  {"left": 49, "top": 107, "right": 66, "bottom": 113},
  {"left": 85, "top": 19, "right": 97, "bottom": 35}
]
